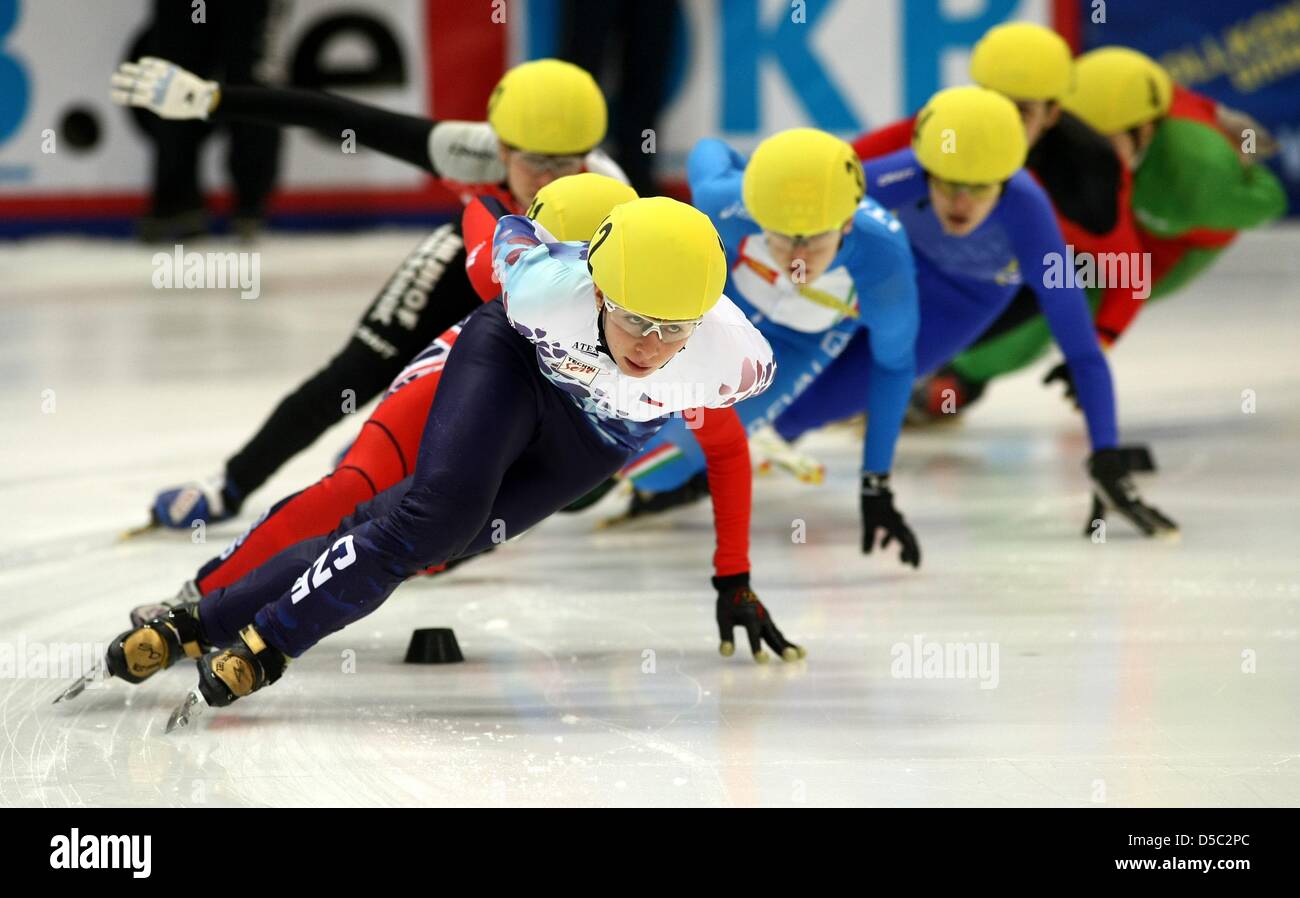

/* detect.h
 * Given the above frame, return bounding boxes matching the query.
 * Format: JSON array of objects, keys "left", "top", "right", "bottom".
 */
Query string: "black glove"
[
  {"left": 1043, "top": 361, "right": 1080, "bottom": 408},
  {"left": 713, "top": 573, "right": 805, "bottom": 663},
  {"left": 1086, "top": 448, "right": 1178, "bottom": 538},
  {"left": 860, "top": 474, "right": 920, "bottom": 567}
]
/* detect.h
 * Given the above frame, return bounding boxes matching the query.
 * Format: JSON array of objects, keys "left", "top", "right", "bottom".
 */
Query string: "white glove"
[
  {"left": 427, "top": 120, "right": 507, "bottom": 184},
  {"left": 110, "top": 56, "right": 219, "bottom": 120}
]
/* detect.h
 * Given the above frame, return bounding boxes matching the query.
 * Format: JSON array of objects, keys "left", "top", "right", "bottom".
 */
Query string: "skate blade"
[
  {"left": 164, "top": 688, "right": 208, "bottom": 733},
  {"left": 119, "top": 520, "right": 159, "bottom": 541},
  {"left": 52, "top": 659, "right": 109, "bottom": 704}
]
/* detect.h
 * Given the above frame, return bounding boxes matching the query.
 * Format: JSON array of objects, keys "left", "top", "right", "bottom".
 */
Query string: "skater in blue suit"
[
  {"left": 771, "top": 87, "right": 1177, "bottom": 538},
  {"left": 621, "top": 127, "right": 924, "bottom": 566}
]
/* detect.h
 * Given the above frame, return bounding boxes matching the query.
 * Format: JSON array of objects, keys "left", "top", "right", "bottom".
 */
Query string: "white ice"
[{"left": 1, "top": 228, "right": 1298, "bottom": 807}]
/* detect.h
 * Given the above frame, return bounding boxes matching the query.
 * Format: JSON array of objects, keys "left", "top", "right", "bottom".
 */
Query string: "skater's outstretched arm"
[
  {"left": 688, "top": 406, "right": 752, "bottom": 579},
  {"left": 851, "top": 117, "right": 914, "bottom": 161},
  {"left": 844, "top": 204, "right": 919, "bottom": 476},
  {"left": 214, "top": 84, "right": 446, "bottom": 177},
  {"left": 1134, "top": 118, "right": 1288, "bottom": 236},
  {"left": 684, "top": 139, "right": 750, "bottom": 258},
  {"left": 1000, "top": 173, "right": 1118, "bottom": 451},
  {"left": 1002, "top": 178, "right": 1177, "bottom": 538},
  {"left": 111, "top": 57, "right": 504, "bottom": 185}
]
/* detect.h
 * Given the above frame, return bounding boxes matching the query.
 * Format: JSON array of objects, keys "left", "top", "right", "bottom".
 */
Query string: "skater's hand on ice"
[
  {"left": 860, "top": 474, "right": 921, "bottom": 568},
  {"left": 1085, "top": 448, "right": 1179, "bottom": 540},
  {"left": 151, "top": 475, "right": 237, "bottom": 530},
  {"left": 111, "top": 57, "right": 219, "bottom": 120},
  {"left": 1043, "top": 362, "right": 1080, "bottom": 409},
  {"left": 714, "top": 574, "right": 805, "bottom": 663}
]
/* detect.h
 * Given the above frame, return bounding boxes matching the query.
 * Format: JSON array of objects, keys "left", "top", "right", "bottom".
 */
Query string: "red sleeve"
[
  {"left": 1170, "top": 85, "right": 1218, "bottom": 126},
  {"left": 852, "top": 116, "right": 916, "bottom": 161},
  {"left": 1060, "top": 166, "right": 1148, "bottom": 346},
  {"left": 689, "top": 406, "right": 751, "bottom": 578},
  {"left": 460, "top": 195, "right": 508, "bottom": 301}
]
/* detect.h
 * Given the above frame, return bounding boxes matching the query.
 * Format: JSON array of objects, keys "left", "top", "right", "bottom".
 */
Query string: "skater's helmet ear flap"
[{"left": 526, "top": 173, "right": 638, "bottom": 243}]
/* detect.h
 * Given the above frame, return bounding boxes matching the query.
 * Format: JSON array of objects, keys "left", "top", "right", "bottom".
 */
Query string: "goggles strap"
[{"left": 596, "top": 306, "right": 616, "bottom": 360}]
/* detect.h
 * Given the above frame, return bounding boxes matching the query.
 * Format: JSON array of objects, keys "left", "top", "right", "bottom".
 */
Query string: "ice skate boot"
[
  {"left": 598, "top": 471, "right": 711, "bottom": 528},
  {"left": 749, "top": 425, "right": 825, "bottom": 484},
  {"left": 53, "top": 598, "right": 208, "bottom": 703},
  {"left": 129, "top": 579, "right": 201, "bottom": 627},
  {"left": 166, "top": 625, "right": 287, "bottom": 732}
]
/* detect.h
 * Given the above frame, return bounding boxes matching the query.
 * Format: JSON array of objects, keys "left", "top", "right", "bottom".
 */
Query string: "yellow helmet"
[
  {"left": 1062, "top": 46, "right": 1173, "bottom": 135},
  {"left": 487, "top": 59, "right": 607, "bottom": 155},
  {"left": 742, "top": 128, "right": 865, "bottom": 236},
  {"left": 587, "top": 197, "right": 727, "bottom": 320},
  {"left": 526, "top": 173, "right": 638, "bottom": 242},
  {"left": 912, "top": 85, "right": 1028, "bottom": 183},
  {"left": 970, "top": 22, "right": 1073, "bottom": 101}
]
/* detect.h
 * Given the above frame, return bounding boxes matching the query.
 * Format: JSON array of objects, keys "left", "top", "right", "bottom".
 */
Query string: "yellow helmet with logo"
[
  {"left": 587, "top": 197, "right": 727, "bottom": 320},
  {"left": 912, "top": 85, "right": 1028, "bottom": 183},
  {"left": 526, "top": 173, "right": 638, "bottom": 242},
  {"left": 741, "top": 128, "right": 865, "bottom": 236},
  {"left": 1061, "top": 46, "right": 1173, "bottom": 135},
  {"left": 970, "top": 22, "right": 1073, "bottom": 101},
  {"left": 487, "top": 59, "right": 607, "bottom": 155}
]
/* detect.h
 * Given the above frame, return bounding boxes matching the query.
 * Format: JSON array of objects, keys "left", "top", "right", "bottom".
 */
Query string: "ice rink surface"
[{"left": 1, "top": 227, "right": 1297, "bottom": 807}]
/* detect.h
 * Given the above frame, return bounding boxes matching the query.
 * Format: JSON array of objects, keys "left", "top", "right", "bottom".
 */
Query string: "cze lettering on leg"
[{"left": 290, "top": 535, "right": 357, "bottom": 604}]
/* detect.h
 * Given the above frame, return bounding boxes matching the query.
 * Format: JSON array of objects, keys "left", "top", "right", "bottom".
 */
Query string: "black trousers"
[{"left": 142, "top": 0, "right": 284, "bottom": 217}]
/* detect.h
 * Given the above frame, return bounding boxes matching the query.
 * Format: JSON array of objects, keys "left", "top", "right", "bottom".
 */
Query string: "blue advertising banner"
[{"left": 1080, "top": 0, "right": 1300, "bottom": 215}]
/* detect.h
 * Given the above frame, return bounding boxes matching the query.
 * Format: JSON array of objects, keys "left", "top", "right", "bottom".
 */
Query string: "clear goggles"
[
  {"left": 763, "top": 228, "right": 842, "bottom": 254},
  {"left": 602, "top": 298, "right": 702, "bottom": 344},
  {"left": 509, "top": 148, "right": 586, "bottom": 176},
  {"left": 928, "top": 176, "right": 1002, "bottom": 199}
]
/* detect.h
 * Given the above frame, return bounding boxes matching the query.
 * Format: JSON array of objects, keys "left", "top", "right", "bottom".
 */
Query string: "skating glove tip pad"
[
  {"left": 713, "top": 575, "right": 805, "bottom": 664},
  {"left": 1085, "top": 448, "right": 1179, "bottom": 539}
]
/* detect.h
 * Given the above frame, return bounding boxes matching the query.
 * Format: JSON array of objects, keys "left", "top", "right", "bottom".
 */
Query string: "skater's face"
[
  {"left": 500, "top": 144, "right": 586, "bottom": 207},
  {"left": 1107, "top": 121, "right": 1159, "bottom": 171},
  {"left": 927, "top": 177, "right": 1001, "bottom": 236},
  {"left": 763, "top": 223, "right": 850, "bottom": 285},
  {"left": 594, "top": 289, "right": 692, "bottom": 377},
  {"left": 1009, "top": 98, "right": 1061, "bottom": 147}
]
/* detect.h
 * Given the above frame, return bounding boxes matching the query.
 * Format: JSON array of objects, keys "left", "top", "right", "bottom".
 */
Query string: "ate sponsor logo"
[
  {"left": 570, "top": 341, "right": 600, "bottom": 356},
  {"left": 49, "top": 829, "right": 151, "bottom": 878}
]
